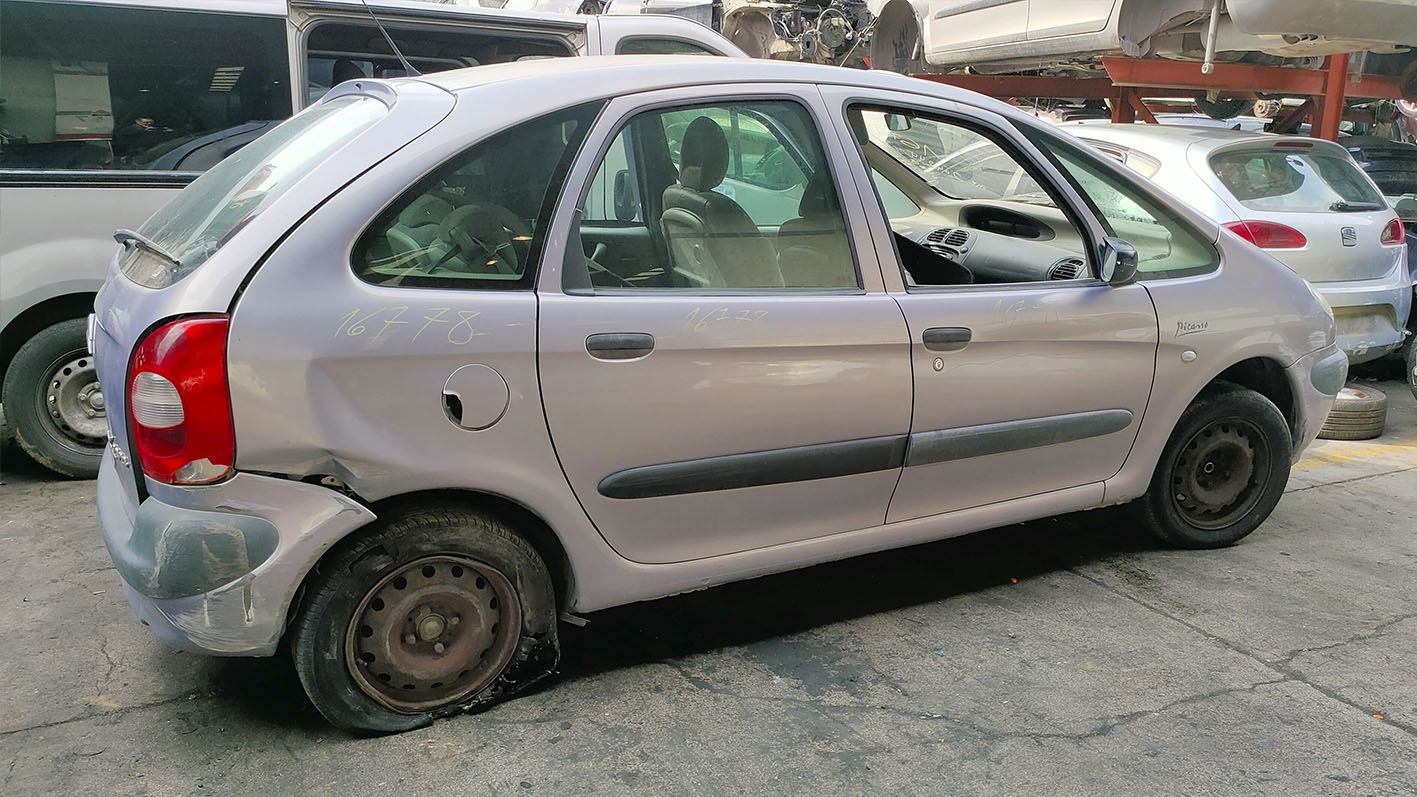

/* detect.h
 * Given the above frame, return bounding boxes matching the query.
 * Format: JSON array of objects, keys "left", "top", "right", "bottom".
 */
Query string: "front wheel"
[
  {"left": 1133, "top": 386, "right": 1292, "bottom": 549},
  {"left": 2, "top": 318, "right": 106, "bottom": 478},
  {"left": 290, "top": 506, "right": 559, "bottom": 733}
]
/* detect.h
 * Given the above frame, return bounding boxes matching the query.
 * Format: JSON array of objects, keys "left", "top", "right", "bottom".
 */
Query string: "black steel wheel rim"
[
  {"left": 345, "top": 555, "right": 521, "bottom": 714},
  {"left": 1170, "top": 417, "right": 1272, "bottom": 530}
]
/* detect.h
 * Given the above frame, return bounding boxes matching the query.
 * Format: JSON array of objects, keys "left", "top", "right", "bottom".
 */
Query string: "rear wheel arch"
[
  {"left": 0, "top": 292, "right": 97, "bottom": 387},
  {"left": 288, "top": 488, "right": 576, "bottom": 637}
]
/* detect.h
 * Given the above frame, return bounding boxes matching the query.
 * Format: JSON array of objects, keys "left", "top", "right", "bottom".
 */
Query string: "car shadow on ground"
[{"left": 202, "top": 505, "right": 1156, "bottom": 732}]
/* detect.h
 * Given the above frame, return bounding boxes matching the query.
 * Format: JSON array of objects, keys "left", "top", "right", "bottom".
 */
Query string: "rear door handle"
[
  {"left": 922, "top": 327, "right": 971, "bottom": 352},
  {"left": 586, "top": 332, "right": 655, "bottom": 360}
]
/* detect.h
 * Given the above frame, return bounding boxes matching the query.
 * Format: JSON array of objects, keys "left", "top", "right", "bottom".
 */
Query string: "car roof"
[
  {"left": 415, "top": 55, "right": 1026, "bottom": 117},
  {"left": 1071, "top": 122, "right": 1349, "bottom": 157}
]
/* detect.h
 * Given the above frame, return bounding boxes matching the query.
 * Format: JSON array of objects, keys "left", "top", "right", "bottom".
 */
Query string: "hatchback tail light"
[
  {"left": 1381, "top": 217, "right": 1404, "bottom": 245},
  {"left": 127, "top": 316, "right": 235, "bottom": 484},
  {"left": 1223, "top": 220, "right": 1308, "bottom": 250}
]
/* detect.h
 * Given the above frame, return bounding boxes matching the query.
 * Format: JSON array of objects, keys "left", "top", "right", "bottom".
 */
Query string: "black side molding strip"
[
  {"left": 912, "top": 402, "right": 1133, "bottom": 465},
  {"left": 598, "top": 435, "right": 909, "bottom": 500},
  {"left": 906, "top": 409, "right": 1134, "bottom": 468}
]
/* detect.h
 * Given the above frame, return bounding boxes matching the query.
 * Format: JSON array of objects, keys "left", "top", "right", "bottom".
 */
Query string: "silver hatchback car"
[{"left": 93, "top": 57, "right": 1345, "bottom": 733}]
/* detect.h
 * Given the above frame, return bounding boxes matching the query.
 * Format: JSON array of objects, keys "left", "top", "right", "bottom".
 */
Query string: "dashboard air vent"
[{"left": 1048, "top": 257, "right": 1085, "bottom": 280}]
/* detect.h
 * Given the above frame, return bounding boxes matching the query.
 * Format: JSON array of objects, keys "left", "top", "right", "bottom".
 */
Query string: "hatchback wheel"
[
  {"left": 1, "top": 318, "right": 105, "bottom": 478},
  {"left": 1407, "top": 342, "right": 1417, "bottom": 402},
  {"left": 291, "top": 506, "right": 559, "bottom": 733},
  {"left": 1134, "top": 385, "right": 1292, "bottom": 549}
]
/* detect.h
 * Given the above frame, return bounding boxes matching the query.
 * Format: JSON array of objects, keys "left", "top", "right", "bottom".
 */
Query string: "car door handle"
[
  {"left": 585, "top": 332, "right": 655, "bottom": 360},
  {"left": 922, "top": 327, "right": 971, "bottom": 352}
]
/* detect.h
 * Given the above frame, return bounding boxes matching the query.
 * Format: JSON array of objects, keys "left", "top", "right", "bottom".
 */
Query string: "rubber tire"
[
  {"left": 1133, "top": 385, "right": 1292, "bottom": 549},
  {"left": 1407, "top": 339, "right": 1417, "bottom": 402},
  {"left": 1318, "top": 385, "right": 1387, "bottom": 441},
  {"left": 290, "top": 506, "right": 558, "bottom": 734},
  {"left": 1, "top": 318, "right": 103, "bottom": 478}
]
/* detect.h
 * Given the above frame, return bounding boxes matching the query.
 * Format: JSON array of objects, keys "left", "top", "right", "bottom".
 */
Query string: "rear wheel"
[
  {"left": 291, "top": 506, "right": 559, "bottom": 733},
  {"left": 1, "top": 318, "right": 105, "bottom": 478},
  {"left": 1407, "top": 341, "right": 1417, "bottom": 401},
  {"left": 1134, "top": 386, "right": 1292, "bottom": 549}
]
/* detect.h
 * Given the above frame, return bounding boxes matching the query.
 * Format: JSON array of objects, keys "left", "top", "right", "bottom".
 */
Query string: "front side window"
[
  {"left": 353, "top": 102, "right": 602, "bottom": 289},
  {"left": 1209, "top": 147, "right": 1385, "bottom": 212},
  {"left": 848, "top": 106, "right": 1092, "bottom": 287},
  {"left": 577, "top": 99, "right": 858, "bottom": 290},
  {"left": 1033, "top": 133, "right": 1218, "bottom": 277},
  {"left": 0, "top": 1, "right": 291, "bottom": 172}
]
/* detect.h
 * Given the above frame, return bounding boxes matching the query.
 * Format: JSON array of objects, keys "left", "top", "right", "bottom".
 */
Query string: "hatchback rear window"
[
  {"left": 1208, "top": 147, "right": 1384, "bottom": 213},
  {"left": 121, "top": 95, "right": 387, "bottom": 288}
]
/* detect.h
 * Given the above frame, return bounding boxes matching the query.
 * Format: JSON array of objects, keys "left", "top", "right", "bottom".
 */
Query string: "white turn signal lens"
[{"left": 130, "top": 371, "right": 184, "bottom": 429}]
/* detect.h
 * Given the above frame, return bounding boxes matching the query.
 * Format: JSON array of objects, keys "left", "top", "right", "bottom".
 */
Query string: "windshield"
[
  {"left": 860, "top": 110, "right": 1051, "bottom": 203},
  {"left": 121, "top": 95, "right": 386, "bottom": 287},
  {"left": 1208, "top": 147, "right": 1384, "bottom": 213}
]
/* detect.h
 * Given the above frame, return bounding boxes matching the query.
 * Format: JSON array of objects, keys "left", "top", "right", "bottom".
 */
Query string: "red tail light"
[
  {"left": 127, "top": 316, "right": 234, "bottom": 485},
  {"left": 1381, "top": 217, "right": 1405, "bottom": 245},
  {"left": 1223, "top": 220, "right": 1308, "bottom": 249}
]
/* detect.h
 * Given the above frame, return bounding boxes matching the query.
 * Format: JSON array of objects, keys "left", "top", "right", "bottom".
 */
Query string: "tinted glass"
[
  {"left": 579, "top": 100, "right": 857, "bottom": 290},
  {"left": 122, "top": 96, "right": 386, "bottom": 288},
  {"left": 617, "top": 38, "right": 718, "bottom": 55},
  {"left": 1209, "top": 148, "right": 1385, "bottom": 212},
  {"left": 354, "top": 103, "right": 603, "bottom": 289},
  {"left": 0, "top": 1, "right": 291, "bottom": 172}
]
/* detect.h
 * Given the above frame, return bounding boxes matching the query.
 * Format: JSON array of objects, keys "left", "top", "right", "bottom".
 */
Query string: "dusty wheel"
[
  {"left": 1407, "top": 340, "right": 1417, "bottom": 401},
  {"left": 1, "top": 318, "right": 105, "bottom": 478},
  {"left": 1133, "top": 386, "right": 1291, "bottom": 549},
  {"left": 870, "top": 1, "right": 925, "bottom": 74},
  {"left": 291, "top": 506, "right": 558, "bottom": 733},
  {"left": 1318, "top": 385, "right": 1388, "bottom": 441}
]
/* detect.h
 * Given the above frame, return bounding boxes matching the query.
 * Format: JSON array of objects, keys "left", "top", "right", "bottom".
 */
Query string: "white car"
[
  {"left": 1075, "top": 124, "right": 1411, "bottom": 363},
  {"left": 866, "top": 0, "right": 1417, "bottom": 101}
]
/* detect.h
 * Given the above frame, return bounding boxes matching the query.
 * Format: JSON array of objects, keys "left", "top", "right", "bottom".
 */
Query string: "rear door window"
[
  {"left": 1209, "top": 147, "right": 1385, "bottom": 212},
  {"left": 0, "top": 0, "right": 291, "bottom": 172}
]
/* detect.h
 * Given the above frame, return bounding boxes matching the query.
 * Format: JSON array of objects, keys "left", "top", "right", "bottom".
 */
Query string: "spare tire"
[{"left": 1318, "top": 385, "right": 1388, "bottom": 441}]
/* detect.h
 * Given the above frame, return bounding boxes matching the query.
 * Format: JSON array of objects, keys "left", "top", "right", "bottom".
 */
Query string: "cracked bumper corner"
[{"left": 98, "top": 451, "right": 377, "bottom": 656}]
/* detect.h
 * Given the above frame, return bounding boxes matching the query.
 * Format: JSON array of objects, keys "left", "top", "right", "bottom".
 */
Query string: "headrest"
[
  {"left": 678, "top": 116, "right": 729, "bottom": 191},
  {"left": 798, "top": 170, "right": 838, "bottom": 218}
]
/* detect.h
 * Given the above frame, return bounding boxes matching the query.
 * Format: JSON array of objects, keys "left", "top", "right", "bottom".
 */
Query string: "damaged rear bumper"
[{"left": 97, "top": 450, "right": 376, "bottom": 656}]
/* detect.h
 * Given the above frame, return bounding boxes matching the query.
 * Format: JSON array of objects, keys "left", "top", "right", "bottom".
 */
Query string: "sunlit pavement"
[{"left": 1, "top": 381, "right": 1414, "bottom": 795}]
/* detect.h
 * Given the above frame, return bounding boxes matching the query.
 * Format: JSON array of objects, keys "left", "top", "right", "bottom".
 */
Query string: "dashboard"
[{"left": 891, "top": 199, "right": 1093, "bottom": 285}]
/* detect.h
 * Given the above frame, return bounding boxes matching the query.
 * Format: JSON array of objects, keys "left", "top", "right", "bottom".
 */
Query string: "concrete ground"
[{"left": 1, "top": 378, "right": 1415, "bottom": 797}]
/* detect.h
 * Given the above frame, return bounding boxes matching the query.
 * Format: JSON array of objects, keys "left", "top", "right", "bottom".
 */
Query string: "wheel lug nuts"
[
  {"left": 434, "top": 642, "right": 445, "bottom": 654},
  {"left": 405, "top": 634, "right": 417, "bottom": 645},
  {"left": 449, "top": 616, "right": 459, "bottom": 626}
]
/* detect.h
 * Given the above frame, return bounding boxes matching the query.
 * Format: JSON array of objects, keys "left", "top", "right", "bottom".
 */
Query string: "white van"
[{"left": 0, "top": 0, "right": 741, "bottom": 478}]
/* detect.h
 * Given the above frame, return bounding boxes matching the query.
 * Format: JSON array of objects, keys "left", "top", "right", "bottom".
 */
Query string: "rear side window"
[
  {"left": 1209, "top": 148, "right": 1384, "bottom": 212},
  {"left": 0, "top": 0, "right": 291, "bottom": 172},
  {"left": 122, "top": 96, "right": 386, "bottom": 288},
  {"left": 616, "top": 38, "right": 719, "bottom": 56},
  {"left": 353, "top": 102, "right": 604, "bottom": 290}
]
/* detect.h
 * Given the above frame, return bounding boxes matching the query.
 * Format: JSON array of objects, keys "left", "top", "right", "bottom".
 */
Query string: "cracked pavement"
[{"left": 1, "top": 379, "right": 1415, "bottom": 796}]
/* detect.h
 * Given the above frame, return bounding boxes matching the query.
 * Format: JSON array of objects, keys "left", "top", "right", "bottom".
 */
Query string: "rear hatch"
[
  {"left": 1206, "top": 139, "right": 1402, "bottom": 283},
  {"left": 92, "top": 81, "right": 452, "bottom": 502}
]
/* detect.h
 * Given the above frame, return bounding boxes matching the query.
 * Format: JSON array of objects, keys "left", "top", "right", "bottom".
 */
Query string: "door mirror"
[
  {"left": 613, "top": 169, "right": 635, "bottom": 222},
  {"left": 1099, "top": 237, "right": 1139, "bottom": 286}
]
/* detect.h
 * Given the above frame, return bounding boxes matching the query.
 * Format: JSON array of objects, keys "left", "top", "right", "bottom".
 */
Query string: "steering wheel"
[{"left": 435, "top": 202, "right": 531, "bottom": 274}]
